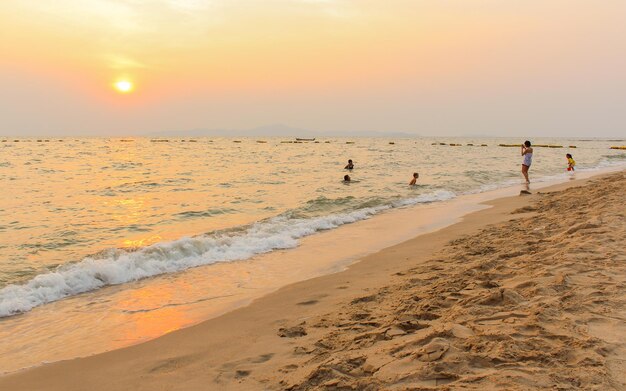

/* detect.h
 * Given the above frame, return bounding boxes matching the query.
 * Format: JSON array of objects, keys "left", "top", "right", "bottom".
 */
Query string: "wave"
[
  {"left": 173, "top": 208, "right": 236, "bottom": 220},
  {"left": 3, "top": 156, "right": 621, "bottom": 318},
  {"left": 600, "top": 153, "right": 626, "bottom": 162},
  {"left": 469, "top": 158, "right": 626, "bottom": 194},
  {"left": 0, "top": 190, "right": 456, "bottom": 317}
]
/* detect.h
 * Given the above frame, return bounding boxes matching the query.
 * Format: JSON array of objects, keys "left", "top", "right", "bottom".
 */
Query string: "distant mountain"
[{"left": 147, "top": 124, "right": 419, "bottom": 138}]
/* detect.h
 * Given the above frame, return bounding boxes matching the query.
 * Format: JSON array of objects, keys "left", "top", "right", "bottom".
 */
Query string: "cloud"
[
  {"left": 292, "top": 0, "right": 351, "bottom": 18},
  {"left": 163, "top": 0, "right": 214, "bottom": 12},
  {"left": 104, "top": 54, "right": 147, "bottom": 70},
  {"left": 13, "top": 0, "right": 141, "bottom": 32}
]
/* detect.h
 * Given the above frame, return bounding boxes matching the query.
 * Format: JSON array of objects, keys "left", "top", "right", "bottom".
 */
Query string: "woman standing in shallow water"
[{"left": 521, "top": 140, "right": 533, "bottom": 183}]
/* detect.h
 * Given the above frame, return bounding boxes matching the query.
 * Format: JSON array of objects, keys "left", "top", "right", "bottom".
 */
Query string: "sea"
[{"left": 1, "top": 136, "right": 624, "bottom": 372}]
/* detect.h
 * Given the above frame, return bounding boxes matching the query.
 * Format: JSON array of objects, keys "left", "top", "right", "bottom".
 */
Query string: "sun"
[{"left": 114, "top": 80, "right": 134, "bottom": 94}]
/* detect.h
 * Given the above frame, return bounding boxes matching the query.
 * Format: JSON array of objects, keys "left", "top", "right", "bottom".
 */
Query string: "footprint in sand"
[
  {"left": 350, "top": 295, "right": 378, "bottom": 304},
  {"left": 278, "top": 326, "right": 307, "bottom": 338},
  {"left": 149, "top": 355, "right": 197, "bottom": 374},
  {"left": 416, "top": 338, "right": 450, "bottom": 362},
  {"left": 235, "top": 370, "right": 250, "bottom": 378}
]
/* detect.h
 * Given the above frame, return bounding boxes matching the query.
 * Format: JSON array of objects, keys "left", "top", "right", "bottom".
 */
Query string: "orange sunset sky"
[{"left": 1, "top": 0, "right": 625, "bottom": 137}]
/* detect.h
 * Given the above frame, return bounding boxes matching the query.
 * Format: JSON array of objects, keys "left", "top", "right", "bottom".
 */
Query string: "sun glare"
[{"left": 114, "top": 80, "right": 134, "bottom": 94}]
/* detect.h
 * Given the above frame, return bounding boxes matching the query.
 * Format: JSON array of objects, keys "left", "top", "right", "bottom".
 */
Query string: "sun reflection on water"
[
  {"left": 114, "top": 281, "right": 195, "bottom": 348},
  {"left": 122, "top": 235, "right": 163, "bottom": 249}
]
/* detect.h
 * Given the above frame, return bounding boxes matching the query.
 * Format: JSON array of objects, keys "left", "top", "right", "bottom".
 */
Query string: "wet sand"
[{"left": 1, "top": 171, "right": 624, "bottom": 390}]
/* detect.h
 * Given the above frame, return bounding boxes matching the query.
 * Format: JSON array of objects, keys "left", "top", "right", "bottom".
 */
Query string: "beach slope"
[{"left": 1, "top": 172, "right": 624, "bottom": 390}]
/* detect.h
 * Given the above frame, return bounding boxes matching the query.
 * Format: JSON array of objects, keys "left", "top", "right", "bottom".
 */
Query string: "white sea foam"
[
  {"left": 2, "top": 157, "right": 623, "bottom": 318},
  {"left": 467, "top": 159, "right": 626, "bottom": 195},
  {"left": 0, "top": 188, "right": 463, "bottom": 317},
  {"left": 1, "top": 198, "right": 417, "bottom": 317},
  {"left": 391, "top": 189, "right": 457, "bottom": 207}
]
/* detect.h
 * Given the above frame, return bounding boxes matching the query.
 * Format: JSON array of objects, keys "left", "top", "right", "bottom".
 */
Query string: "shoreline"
[
  {"left": 2, "top": 158, "right": 623, "bottom": 319},
  {"left": 1, "top": 169, "right": 623, "bottom": 390},
  {"left": 1, "top": 166, "right": 622, "bottom": 375}
]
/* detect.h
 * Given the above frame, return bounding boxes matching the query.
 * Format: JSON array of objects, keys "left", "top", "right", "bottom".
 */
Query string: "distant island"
[{"left": 146, "top": 124, "right": 420, "bottom": 138}]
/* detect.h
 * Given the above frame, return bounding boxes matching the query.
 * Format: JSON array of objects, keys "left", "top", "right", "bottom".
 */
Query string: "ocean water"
[
  {"left": 1, "top": 136, "right": 625, "bottom": 319},
  {"left": 1, "top": 136, "right": 625, "bottom": 373}
]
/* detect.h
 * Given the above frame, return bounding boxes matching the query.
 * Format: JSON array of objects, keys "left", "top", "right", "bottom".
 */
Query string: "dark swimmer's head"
[{"left": 344, "top": 174, "right": 350, "bottom": 181}]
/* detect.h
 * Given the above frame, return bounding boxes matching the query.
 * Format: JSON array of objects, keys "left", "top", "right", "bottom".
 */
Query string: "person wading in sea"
[{"left": 521, "top": 140, "right": 533, "bottom": 184}]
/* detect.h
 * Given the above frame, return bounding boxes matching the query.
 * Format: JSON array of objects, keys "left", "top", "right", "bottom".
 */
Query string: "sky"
[{"left": 1, "top": 0, "right": 625, "bottom": 137}]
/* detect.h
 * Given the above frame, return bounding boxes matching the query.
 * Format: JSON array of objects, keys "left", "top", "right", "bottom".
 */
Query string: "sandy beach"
[
  {"left": 5, "top": 1, "right": 626, "bottom": 389},
  {"left": 1, "top": 171, "right": 624, "bottom": 390}
]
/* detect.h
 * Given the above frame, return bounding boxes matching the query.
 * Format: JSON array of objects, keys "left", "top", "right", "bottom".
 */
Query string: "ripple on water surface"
[{"left": 0, "top": 137, "right": 624, "bottom": 315}]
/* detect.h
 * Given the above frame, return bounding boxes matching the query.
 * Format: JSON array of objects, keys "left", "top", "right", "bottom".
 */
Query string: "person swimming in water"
[
  {"left": 344, "top": 159, "right": 354, "bottom": 170},
  {"left": 521, "top": 141, "right": 533, "bottom": 183},
  {"left": 343, "top": 174, "right": 351, "bottom": 182},
  {"left": 409, "top": 172, "right": 419, "bottom": 186}
]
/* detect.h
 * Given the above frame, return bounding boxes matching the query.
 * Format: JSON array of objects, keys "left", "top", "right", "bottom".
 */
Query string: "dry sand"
[{"left": 1, "top": 172, "right": 624, "bottom": 390}]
